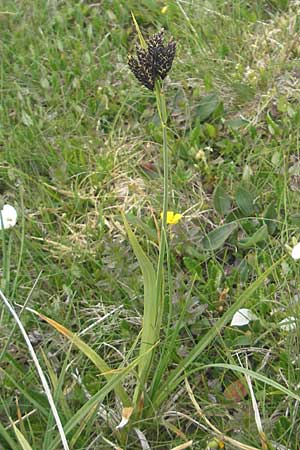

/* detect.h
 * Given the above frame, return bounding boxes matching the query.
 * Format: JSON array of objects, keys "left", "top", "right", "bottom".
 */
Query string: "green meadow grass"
[{"left": 1, "top": 0, "right": 300, "bottom": 448}]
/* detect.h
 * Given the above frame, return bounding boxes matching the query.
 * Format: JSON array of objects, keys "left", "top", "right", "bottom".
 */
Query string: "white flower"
[
  {"left": 0, "top": 204, "right": 18, "bottom": 230},
  {"left": 230, "top": 308, "right": 257, "bottom": 327},
  {"left": 279, "top": 316, "right": 296, "bottom": 331},
  {"left": 292, "top": 243, "right": 300, "bottom": 260}
]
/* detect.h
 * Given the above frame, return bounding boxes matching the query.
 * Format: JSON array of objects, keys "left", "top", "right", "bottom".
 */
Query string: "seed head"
[{"left": 128, "top": 29, "right": 176, "bottom": 91}]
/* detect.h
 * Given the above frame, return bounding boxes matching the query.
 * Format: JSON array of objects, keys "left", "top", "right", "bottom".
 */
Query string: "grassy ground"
[{"left": 1, "top": 0, "right": 300, "bottom": 449}]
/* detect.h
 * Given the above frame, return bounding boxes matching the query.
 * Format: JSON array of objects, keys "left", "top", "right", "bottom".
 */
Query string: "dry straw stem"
[
  {"left": 170, "top": 440, "right": 193, "bottom": 450},
  {"left": 5, "top": 410, "right": 36, "bottom": 431},
  {"left": 244, "top": 370, "right": 268, "bottom": 450},
  {"left": 185, "top": 378, "right": 260, "bottom": 450}
]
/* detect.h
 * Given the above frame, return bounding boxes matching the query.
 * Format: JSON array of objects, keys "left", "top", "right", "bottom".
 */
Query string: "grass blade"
[
  {"left": 0, "top": 420, "right": 19, "bottom": 450},
  {"left": 201, "top": 363, "right": 300, "bottom": 402},
  {"left": 123, "top": 214, "right": 157, "bottom": 401},
  {"left": 0, "top": 368, "right": 49, "bottom": 417},
  {"left": 30, "top": 309, "right": 131, "bottom": 407},
  {"left": 12, "top": 424, "right": 33, "bottom": 450},
  {"left": 152, "top": 256, "right": 284, "bottom": 409},
  {"left": 47, "top": 345, "right": 155, "bottom": 450},
  {"left": 42, "top": 347, "right": 73, "bottom": 450},
  {"left": 131, "top": 11, "right": 147, "bottom": 49},
  {"left": 0, "top": 289, "right": 69, "bottom": 450}
]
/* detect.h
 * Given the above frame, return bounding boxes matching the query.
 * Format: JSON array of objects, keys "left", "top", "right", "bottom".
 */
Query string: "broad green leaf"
[
  {"left": 190, "top": 125, "right": 201, "bottom": 145},
  {"left": 205, "top": 123, "right": 217, "bottom": 138},
  {"left": 291, "top": 213, "right": 300, "bottom": 227},
  {"left": 264, "top": 202, "right": 277, "bottom": 234},
  {"left": 123, "top": 214, "right": 157, "bottom": 392},
  {"left": 236, "top": 185, "right": 255, "bottom": 216},
  {"left": 125, "top": 213, "right": 157, "bottom": 241},
  {"left": 226, "top": 117, "right": 248, "bottom": 129},
  {"left": 239, "top": 224, "right": 268, "bottom": 248},
  {"left": 152, "top": 256, "right": 285, "bottom": 409},
  {"left": 12, "top": 425, "right": 33, "bottom": 450},
  {"left": 31, "top": 311, "right": 131, "bottom": 407},
  {"left": 233, "top": 82, "right": 255, "bottom": 103},
  {"left": 200, "top": 222, "right": 237, "bottom": 251},
  {"left": 213, "top": 185, "right": 231, "bottom": 215},
  {"left": 266, "top": 112, "right": 281, "bottom": 136},
  {"left": 196, "top": 93, "right": 220, "bottom": 122}
]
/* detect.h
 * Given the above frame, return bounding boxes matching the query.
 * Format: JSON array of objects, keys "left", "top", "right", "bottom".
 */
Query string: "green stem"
[
  {"left": 133, "top": 82, "right": 169, "bottom": 414},
  {"left": 154, "top": 81, "right": 169, "bottom": 337}
]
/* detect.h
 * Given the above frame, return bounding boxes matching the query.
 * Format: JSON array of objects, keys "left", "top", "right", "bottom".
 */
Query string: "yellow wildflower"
[{"left": 160, "top": 211, "right": 182, "bottom": 225}]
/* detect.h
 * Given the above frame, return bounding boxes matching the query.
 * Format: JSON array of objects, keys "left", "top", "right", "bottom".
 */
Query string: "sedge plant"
[
  {"left": 119, "top": 17, "right": 288, "bottom": 427},
  {"left": 127, "top": 18, "right": 176, "bottom": 414}
]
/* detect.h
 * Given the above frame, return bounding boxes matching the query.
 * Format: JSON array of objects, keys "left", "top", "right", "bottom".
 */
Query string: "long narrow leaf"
[
  {"left": 123, "top": 214, "right": 157, "bottom": 395},
  {"left": 42, "top": 347, "right": 73, "bottom": 450},
  {"left": 131, "top": 12, "right": 147, "bottom": 49},
  {"left": 12, "top": 424, "right": 33, "bottom": 450},
  {"left": 0, "top": 420, "right": 19, "bottom": 450},
  {"left": 0, "top": 368, "right": 48, "bottom": 417},
  {"left": 200, "top": 364, "right": 300, "bottom": 402},
  {"left": 47, "top": 344, "right": 156, "bottom": 450},
  {"left": 30, "top": 310, "right": 131, "bottom": 408},
  {"left": 152, "top": 256, "right": 284, "bottom": 408},
  {"left": 150, "top": 276, "right": 195, "bottom": 403}
]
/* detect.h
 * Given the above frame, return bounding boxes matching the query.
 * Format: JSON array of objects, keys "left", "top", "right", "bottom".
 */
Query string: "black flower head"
[{"left": 128, "top": 29, "right": 176, "bottom": 91}]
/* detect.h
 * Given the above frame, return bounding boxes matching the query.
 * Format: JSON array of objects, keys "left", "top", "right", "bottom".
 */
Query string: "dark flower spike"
[{"left": 128, "top": 28, "right": 176, "bottom": 91}]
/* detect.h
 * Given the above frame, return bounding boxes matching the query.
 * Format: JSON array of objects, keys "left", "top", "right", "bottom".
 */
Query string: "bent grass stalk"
[{"left": 0, "top": 288, "right": 70, "bottom": 450}]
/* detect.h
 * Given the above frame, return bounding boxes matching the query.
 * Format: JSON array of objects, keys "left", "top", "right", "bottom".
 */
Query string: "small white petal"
[
  {"left": 230, "top": 308, "right": 257, "bottom": 327},
  {"left": 279, "top": 316, "right": 296, "bottom": 331},
  {"left": 292, "top": 243, "right": 300, "bottom": 260},
  {"left": 116, "top": 406, "right": 133, "bottom": 430},
  {"left": 0, "top": 204, "right": 18, "bottom": 230},
  {"left": 116, "top": 417, "right": 129, "bottom": 430}
]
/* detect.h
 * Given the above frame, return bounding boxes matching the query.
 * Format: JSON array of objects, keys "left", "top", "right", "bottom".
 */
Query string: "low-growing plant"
[{"left": 1, "top": 12, "right": 298, "bottom": 450}]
